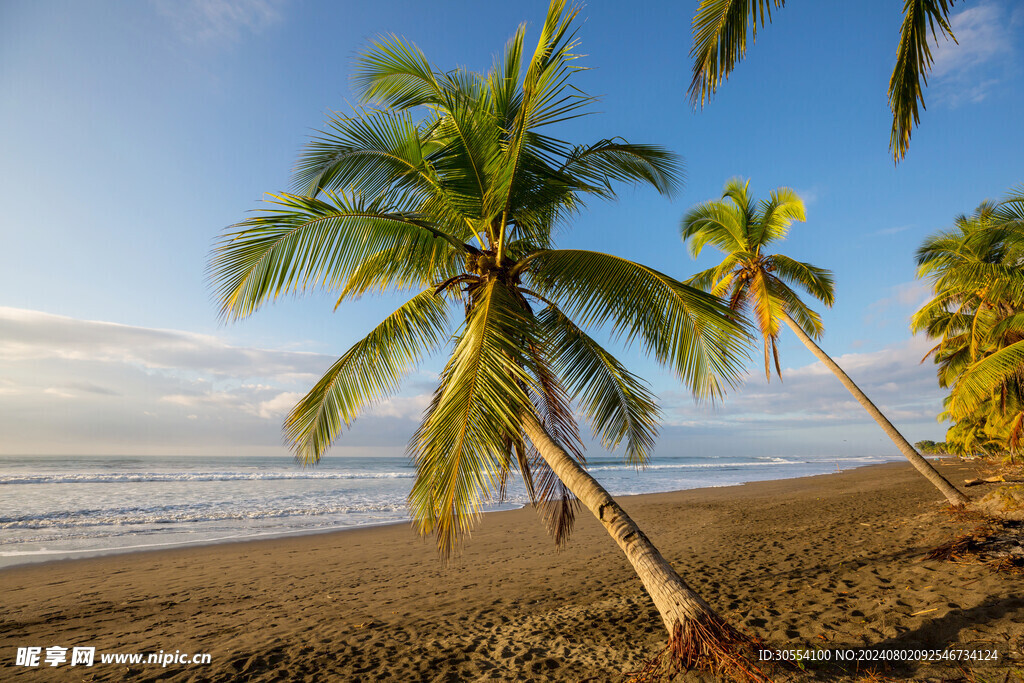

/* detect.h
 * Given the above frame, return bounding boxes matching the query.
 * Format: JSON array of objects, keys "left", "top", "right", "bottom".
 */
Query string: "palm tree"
[
  {"left": 913, "top": 190, "right": 1024, "bottom": 460},
  {"left": 681, "top": 178, "right": 969, "bottom": 505},
  {"left": 687, "top": 0, "right": 959, "bottom": 163},
  {"left": 210, "top": 3, "right": 767, "bottom": 674}
]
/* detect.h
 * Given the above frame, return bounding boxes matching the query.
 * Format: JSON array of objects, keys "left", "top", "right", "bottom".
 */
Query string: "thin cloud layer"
[
  {"left": 153, "top": 0, "right": 285, "bottom": 44},
  {"left": 930, "top": 1, "right": 1017, "bottom": 106},
  {"left": 0, "top": 308, "right": 422, "bottom": 455},
  {"left": 1, "top": 307, "right": 951, "bottom": 458},
  {"left": 661, "top": 335, "right": 946, "bottom": 438},
  {"left": 864, "top": 281, "right": 932, "bottom": 328}
]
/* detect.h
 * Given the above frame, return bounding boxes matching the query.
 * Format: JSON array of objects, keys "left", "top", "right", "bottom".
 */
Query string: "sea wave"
[
  {"left": 587, "top": 459, "right": 803, "bottom": 472},
  {"left": 0, "top": 501, "right": 415, "bottom": 530},
  {"left": 0, "top": 459, "right": 815, "bottom": 485},
  {"left": 0, "top": 495, "right": 532, "bottom": 531},
  {"left": 0, "top": 471, "right": 416, "bottom": 485}
]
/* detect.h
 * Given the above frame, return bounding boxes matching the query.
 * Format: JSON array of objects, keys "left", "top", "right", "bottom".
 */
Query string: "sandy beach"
[{"left": 3, "top": 460, "right": 1023, "bottom": 681}]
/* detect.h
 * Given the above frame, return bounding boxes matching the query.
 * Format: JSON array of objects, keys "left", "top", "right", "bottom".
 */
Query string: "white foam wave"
[
  {"left": 587, "top": 459, "right": 803, "bottom": 472},
  {"left": 0, "top": 501, "right": 411, "bottom": 530},
  {"left": 0, "top": 495, "right": 532, "bottom": 531},
  {"left": 0, "top": 471, "right": 415, "bottom": 485}
]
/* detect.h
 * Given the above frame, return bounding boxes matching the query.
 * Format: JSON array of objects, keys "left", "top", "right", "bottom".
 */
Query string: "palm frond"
[
  {"left": 284, "top": 289, "right": 452, "bottom": 464},
  {"left": 353, "top": 35, "right": 443, "bottom": 110},
  {"left": 888, "top": 0, "right": 957, "bottom": 162},
  {"left": 489, "top": 23, "right": 527, "bottom": 128},
  {"left": 768, "top": 275, "right": 825, "bottom": 340},
  {"left": 524, "top": 249, "right": 750, "bottom": 400},
  {"left": 688, "top": 0, "right": 785, "bottom": 107},
  {"left": 748, "top": 268, "right": 781, "bottom": 347},
  {"left": 538, "top": 306, "right": 660, "bottom": 464},
  {"left": 755, "top": 187, "right": 805, "bottom": 246},
  {"left": 524, "top": 441, "right": 580, "bottom": 547},
  {"left": 560, "top": 139, "right": 684, "bottom": 199},
  {"left": 767, "top": 254, "right": 835, "bottom": 307},
  {"left": 995, "top": 184, "right": 1024, "bottom": 224},
  {"left": 334, "top": 243, "right": 462, "bottom": 306},
  {"left": 209, "top": 191, "right": 468, "bottom": 321},
  {"left": 491, "top": 0, "right": 588, "bottom": 259},
  {"left": 294, "top": 109, "right": 429, "bottom": 197},
  {"left": 949, "top": 338, "right": 1024, "bottom": 419},
  {"left": 407, "top": 280, "right": 539, "bottom": 559},
  {"left": 522, "top": 337, "right": 583, "bottom": 547},
  {"left": 680, "top": 200, "right": 746, "bottom": 258}
]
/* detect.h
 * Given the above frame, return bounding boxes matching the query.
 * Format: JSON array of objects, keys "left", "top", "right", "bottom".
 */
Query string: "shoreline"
[
  {"left": 0, "top": 456, "right": 907, "bottom": 572},
  {"left": 5, "top": 458, "right": 1022, "bottom": 682}
]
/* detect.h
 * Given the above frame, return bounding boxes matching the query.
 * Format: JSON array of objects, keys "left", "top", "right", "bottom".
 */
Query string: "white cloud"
[
  {"left": 871, "top": 224, "right": 913, "bottom": 237},
  {"left": 660, "top": 335, "right": 945, "bottom": 434},
  {"left": 793, "top": 187, "right": 819, "bottom": 206},
  {"left": 0, "top": 308, "right": 425, "bottom": 455},
  {"left": 254, "top": 391, "right": 304, "bottom": 419},
  {"left": 864, "top": 281, "right": 932, "bottom": 327},
  {"left": 0, "top": 306, "right": 326, "bottom": 380},
  {"left": 366, "top": 394, "right": 432, "bottom": 420},
  {"left": 0, "top": 307, "right": 953, "bottom": 460},
  {"left": 153, "top": 0, "right": 285, "bottom": 44},
  {"left": 929, "top": 1, "right": 1016, "bottom": 106}
]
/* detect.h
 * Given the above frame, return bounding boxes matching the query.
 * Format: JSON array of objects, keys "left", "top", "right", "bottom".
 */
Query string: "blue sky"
[{"left": 1, "top": 0, "right": 1021, "bottom": 457}]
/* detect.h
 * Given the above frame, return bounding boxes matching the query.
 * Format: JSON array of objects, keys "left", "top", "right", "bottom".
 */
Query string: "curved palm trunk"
[
  {"left": 521, "top": 413, "right": 763, "bottom": 677},
  {"left": 779, "top": 311, "right": 969, "bottom": 506}
]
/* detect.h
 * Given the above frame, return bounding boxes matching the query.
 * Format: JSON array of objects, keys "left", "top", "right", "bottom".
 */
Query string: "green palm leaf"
[
  {"left": 285, "top": 288, "right": 452, "bottom": 464},
  {"left": 524, "top": 249, "right": 750, "bottom": 400},
  {"left": 688, "top": 0, "right": 960, "bottom": 162},
  {"left": 682, "top": 198, "right": 748, "bottom": 259},
  {"left": 334, "top": 242, "right": 462, "bottom": 306},
  {"left": 560, "top": 139, "right": 684, "bottom": 199},
  {"left": 889, "top": 0, "right": 957, "bottom": 162},
  {"left": 949, "top": 338, "right": 1024, "bottom": 419},
  {"left": 209, "top": 191, "right": 468, "bottom": 321},
  {"left": 755, "top": 187, "right": 805, "bottom": 245},
  {"left": 688, "top": 0, "right": 785, "bottom": 108},
  {"left": 407, "top": 280, "right": 539, "bottom": 558},
  {"left": 353, "top": 35, "right": 444, "bottom": 110},
  {"left": 538, "top": 306, "right": 660, "bottom": 464},
  {"left": 767, "top": 254, "right": 834, "bottom": 307}
]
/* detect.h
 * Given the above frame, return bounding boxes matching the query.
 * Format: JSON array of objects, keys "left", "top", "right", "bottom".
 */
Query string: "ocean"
[{"left": 0, "top": 452, "right": 901, "bottom": 569}]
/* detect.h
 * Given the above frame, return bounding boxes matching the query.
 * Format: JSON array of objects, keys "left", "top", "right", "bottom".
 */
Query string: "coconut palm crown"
[
  {"left": 209, "top": 2, "right": 749, "bottom": 559},
  {"left": 681, "top": 178, "right": 833, "bottom": 381}
]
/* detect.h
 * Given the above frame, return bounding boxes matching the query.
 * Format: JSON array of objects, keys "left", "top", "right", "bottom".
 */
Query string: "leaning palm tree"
[
  {"left": 682, "top": 178, "right": 969, "bottom": 506},
  {"left": 211, "top": 3, "right": 767, "bottom": 675},
  {"left": 687, "top": 0, "right": 959, "bottom": 163}
]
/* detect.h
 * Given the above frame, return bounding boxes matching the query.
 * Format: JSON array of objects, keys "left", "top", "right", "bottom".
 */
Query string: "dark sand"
[{"left": 3, "top": 460, "right": 1023, "bottom": 681}]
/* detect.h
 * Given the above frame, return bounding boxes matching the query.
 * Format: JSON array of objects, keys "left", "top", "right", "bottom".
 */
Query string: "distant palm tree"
[
  {"left": 687, "top": 0, "right": 959, "bottom": 163},
  {"left": 211, "top": 3, "right": 764, "bottom": 674},
  {"left": 682, "top": 178, "right": 969, "bottom": 505},
  {"left": 913, "top": 191, "right": 1024, "bottom": 460}
]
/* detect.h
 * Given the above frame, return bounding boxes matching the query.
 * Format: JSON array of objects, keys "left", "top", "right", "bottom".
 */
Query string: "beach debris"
[
  {"left": 926, "top": 518, "right": 1024, "bottom": 574},
  {"left": 963, "top": 476, "right": 1008, "bottom": 486}
]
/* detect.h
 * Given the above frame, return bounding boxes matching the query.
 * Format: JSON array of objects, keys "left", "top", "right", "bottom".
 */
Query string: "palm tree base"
[{"left": 667, "top": 615, "right": 772, "bottom": 682}]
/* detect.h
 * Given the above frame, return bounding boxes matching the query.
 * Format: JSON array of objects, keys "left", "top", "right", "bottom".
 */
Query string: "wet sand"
[{"left": 3, "top": 460, "right": 1023, "bottom": 681}]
